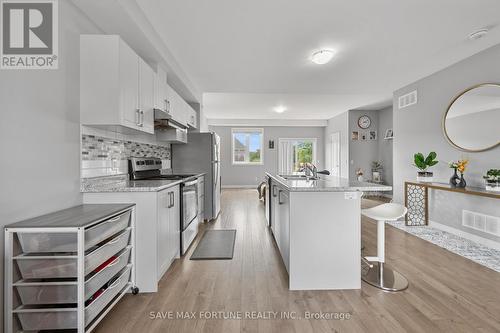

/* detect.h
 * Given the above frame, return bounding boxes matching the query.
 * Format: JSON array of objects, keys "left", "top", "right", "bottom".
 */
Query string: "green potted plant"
[
  {"left": 413, "top": 152, "right": 438, "bottom": 182},
  {"left": 484, "top": 169, "right": 500, "bottom": 192}
]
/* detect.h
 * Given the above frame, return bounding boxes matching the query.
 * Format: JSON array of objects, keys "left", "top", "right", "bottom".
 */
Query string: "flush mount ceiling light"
[
  {"left": 274, "top": 105, "right": 287, "bottom": 113},
  {"left": 468, "top": 28, "right": 488, "bottom": 40},
  {"left": 311, "top": 49, "right": 336, "bottom": 65}
]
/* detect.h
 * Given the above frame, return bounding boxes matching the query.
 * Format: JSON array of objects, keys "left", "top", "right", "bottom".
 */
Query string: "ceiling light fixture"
[
  {"left": 311, "top": 49, "right": 336, "bottom": 65},
  {"left": 274, "top": 105, "right": 287, "bottom": 113},
  {"left": 468, "top": 28, "right": 488, "bottom": 40}
]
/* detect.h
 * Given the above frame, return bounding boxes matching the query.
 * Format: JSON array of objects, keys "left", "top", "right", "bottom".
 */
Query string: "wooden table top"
[{"left": 405, "top": 181, "right": 500, "bottom": 199}]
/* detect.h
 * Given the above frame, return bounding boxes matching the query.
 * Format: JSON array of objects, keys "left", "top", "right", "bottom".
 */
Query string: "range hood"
[
  {"left": 154, "top": 109, "right": 188, "bottom": 130},
  {"left": 155, "top": 119, "right": 187, "bottom": 144}
]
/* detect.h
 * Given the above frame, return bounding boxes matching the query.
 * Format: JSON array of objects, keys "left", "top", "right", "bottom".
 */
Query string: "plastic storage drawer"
[
  {"left": 15, "top": 247, "right": 132, "bottom": 304},
  {"left": 17, "top": 229, "right": 131, "bottom": 279},
  {"left": 86, "top": 265, "right": 131, "bottom": 324},
  {"left": 17, "top": 210, "right": 130, "bottom": 253},
  {"left": 15, "top": 266, "right": 132, "bottom": 331}
]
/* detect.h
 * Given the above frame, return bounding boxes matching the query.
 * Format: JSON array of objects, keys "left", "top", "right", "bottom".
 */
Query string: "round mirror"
[{"left": 443, "top": 84, "right": 500, "bottom": 152}]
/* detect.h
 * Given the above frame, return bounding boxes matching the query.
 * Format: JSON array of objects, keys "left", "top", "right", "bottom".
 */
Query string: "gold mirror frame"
[{"left": 443, "top": 83, "right": 500, "bottom": 152}]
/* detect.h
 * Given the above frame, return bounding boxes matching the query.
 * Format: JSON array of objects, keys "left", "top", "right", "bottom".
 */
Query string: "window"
[
  {"left": 232, "top": 128, "right": 264, "bottom": 165},
  {"left": 278, "top": 138, "right": 317, "bottom": 174}
]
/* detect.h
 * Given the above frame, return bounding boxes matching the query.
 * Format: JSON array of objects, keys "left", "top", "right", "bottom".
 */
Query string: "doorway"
[{"left": 330, "top": 132, "right": 341, "bottom": 176}]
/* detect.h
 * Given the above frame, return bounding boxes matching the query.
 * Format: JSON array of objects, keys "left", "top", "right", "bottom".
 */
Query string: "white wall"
[
  {"left": 324, "top": 111, "right": 349, "bottom": 179},
  {"left": 348, "top": 110, "right": 380, "bottom": 181},
  {"left": 0, "top": 1, "right": 101, "bottom": 327},
  {"left": 393, "top": 43, "right": 500, "bottom": 243},
  {"left": 377, "top": 107, "right": 393, "bottom": 186},
  {"left": 209, "top": 126, "right": 325, "bottom": 186}
]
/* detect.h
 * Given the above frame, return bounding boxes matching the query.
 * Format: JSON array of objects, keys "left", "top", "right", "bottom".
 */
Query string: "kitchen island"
[{"left": 266, "top": 173, "right": 391, "bottom": 290}]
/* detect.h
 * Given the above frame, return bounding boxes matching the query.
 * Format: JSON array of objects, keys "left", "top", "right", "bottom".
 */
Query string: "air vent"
[
  {"left": 463, "top": 210, "right": 500, "bottom": 236},
  {"left": 398, "top": 90, "right": 418, "bottom": 109}
]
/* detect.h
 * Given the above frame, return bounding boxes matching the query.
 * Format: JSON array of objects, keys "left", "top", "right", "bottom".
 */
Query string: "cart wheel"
[{"left": 132, "top": 286, "right": 139, "bottom": 295}]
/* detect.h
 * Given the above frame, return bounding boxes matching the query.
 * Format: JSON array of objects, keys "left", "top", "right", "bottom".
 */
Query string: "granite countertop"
[
  {"left": 82, "top": 173, "right": 205, "bottom": 193},
  {"left": 267, "top": 173, "right": 392, "bottom": 192}
]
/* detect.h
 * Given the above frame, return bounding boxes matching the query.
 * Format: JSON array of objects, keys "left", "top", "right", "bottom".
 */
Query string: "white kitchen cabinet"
[
  {"left": 80, "top": 35, "right": 154, "bottom": 134},
  {"left": 271, "top": 181, "right": 281, "bottom": 249},
  {"left": 197, "top": 176, "right": 205, "bottom": 222},
  {"left": 139, "top": 58, "right": 155, "bottom": 134},
  {"left": 266, "top": 174, "right": 362, "bottom": 291},
  {"left": 187, "top": 106, "right": 198, "bottom": 129},
  {"left": 166, "top": 84, "right": 190, "bottom": 127},
  {"left": 154, "top": 67, "right": 169, "bottom": 114},
  {"left": 157, "top": 186, "right": 180, "bottom": 279},
  {"left": 278, "top": 189, "right": 290, "bottom": 273},
  {"left": 83, "top": 185, "right": 181, "bottom": 293}
]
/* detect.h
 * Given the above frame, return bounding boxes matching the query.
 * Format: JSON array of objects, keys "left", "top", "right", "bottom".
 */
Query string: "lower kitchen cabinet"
[
  {"left": 278, "top": 188, "right": 290, "bottom": 272},
  {"left": 270, "top": 181, "right": 290, "bottom": 273},
  {"left": 83, "top": 186, "right": 181, "bottom": 293},
  {"left": 157, "top": 186, "right": 180, "bottom": 279}
]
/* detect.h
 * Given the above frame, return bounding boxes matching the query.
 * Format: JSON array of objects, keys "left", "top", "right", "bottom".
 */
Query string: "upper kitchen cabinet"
[
  {"left": 154, "top": 66, "right": 170, "bottom": 117},
  {"left": 187, "top": 105, "right": 198, "bottom": 129},
  {"left": 80, "top": 35, "right": 154, "bottom": 134},
  {"left": 166, "top": 84, "right": 189, "bottom": 127}
]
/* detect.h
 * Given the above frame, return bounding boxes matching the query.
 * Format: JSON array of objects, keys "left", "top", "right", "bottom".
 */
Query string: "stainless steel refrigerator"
[{"left": 172, "top": 132, "right": 221, "bottom": 220}]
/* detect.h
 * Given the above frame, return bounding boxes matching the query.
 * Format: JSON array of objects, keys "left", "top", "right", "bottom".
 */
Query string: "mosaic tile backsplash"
[
  {"left": 81, "top": 134, "right": 171, "bottom": 178},
  {"left": 82, "top": 135, "right": 170, "bottom": 160}
]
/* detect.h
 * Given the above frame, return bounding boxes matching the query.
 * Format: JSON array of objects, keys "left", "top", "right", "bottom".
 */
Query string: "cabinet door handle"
[
  {"left": 140, "top": 110, "right": 144, "bottom": 127},
  {"left": 171, "top": 191, "right": 175, "bottom": 207},
  {"left": 136, "top": 109, "right": 141, "bottom": 126},
  {"left": 272, "top": 185, "right": 278, "bottom": 197},
  {"left": 278, "top": 190, "right": 284, "bottom": 205}
]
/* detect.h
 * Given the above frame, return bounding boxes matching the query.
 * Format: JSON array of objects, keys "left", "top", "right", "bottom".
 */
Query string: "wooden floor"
[{"left": 95, "top": 189, "right": 500, "bottom": 333}]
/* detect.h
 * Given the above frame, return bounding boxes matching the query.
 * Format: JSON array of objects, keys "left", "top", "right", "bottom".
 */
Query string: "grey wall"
[
  {"left": 209, "top": 126, "right": 325, "bottom": 186},
  {"left": 348, "top": 110, "right": 380, "bottom": 181},
  {"left": 378, "top": 107, "right": 393, "bottom": 186},
  {"left": 0, "top": 2, "right": 100, "bottom": 326},
  {"left": 393, "top": 43, "right": 500, "bottom": 243},
  {"left": 324, "top": 111, "right": 349, "bottom": 178}
]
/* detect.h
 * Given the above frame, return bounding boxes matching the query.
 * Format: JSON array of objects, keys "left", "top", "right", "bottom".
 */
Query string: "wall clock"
[{"left": 358, "top": 115, "right": 371, "bottom": 129}]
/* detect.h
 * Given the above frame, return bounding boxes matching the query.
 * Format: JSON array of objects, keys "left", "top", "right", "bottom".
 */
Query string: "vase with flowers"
[
  {"left": 449, "top": 159, "right": 468, "bottom": 188},
  {"left": 483, "top": 169, "right": 500, "bottom": 192},
  {"left": 356, "top": 168, "right": 364, "bottom": 182}
]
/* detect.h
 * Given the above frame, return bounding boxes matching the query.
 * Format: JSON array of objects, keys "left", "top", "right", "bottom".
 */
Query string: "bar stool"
[{"left": 361, "top": 203, "right": 409, "bottom": 291}]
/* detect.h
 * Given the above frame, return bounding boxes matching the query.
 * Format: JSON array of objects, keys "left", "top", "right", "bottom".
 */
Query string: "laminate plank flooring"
[{"left": 94, "top": 190, "right": 500, "bottom": 333}]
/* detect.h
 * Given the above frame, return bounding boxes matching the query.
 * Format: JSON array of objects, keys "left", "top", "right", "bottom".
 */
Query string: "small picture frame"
[
  {"left": 369, "top": 131, "right": 377, "bottom": 140},
  {"left": 372, "top": 171, "right": 381, "bottom": 182},
  {"left": 360, "top": 132, "right": 367, "bottom": 141},
  {"left": 351, "top": 131, "right": 359, "bottom": 141},
  {"left": 268, "top": 140, "right": 275, "bottom": 149},
  {"left": 384, "top": 129, "right": 394, "bottom": 139}
]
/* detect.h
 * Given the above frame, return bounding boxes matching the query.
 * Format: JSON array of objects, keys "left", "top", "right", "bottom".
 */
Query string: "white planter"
[
  {"left": 485, "top": 180, "right": 500, "bottom": 192},
  {"left": 417, "top": 171, "right": 433, "bottom": 183}
]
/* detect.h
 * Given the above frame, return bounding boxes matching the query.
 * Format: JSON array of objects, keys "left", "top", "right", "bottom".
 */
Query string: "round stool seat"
[
  {"left": 362, "top": 203, "right": 407, "bottom": 222},
  {"left": 361, "top": 202, "right": 409, "bottom": 292}
]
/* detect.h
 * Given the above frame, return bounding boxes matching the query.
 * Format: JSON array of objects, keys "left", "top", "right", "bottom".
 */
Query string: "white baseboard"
[
  {"left": 429, "top": 220, "right": 500, "bottom": 251},
  {"left": 222, "top": 185, "right": 257, "bottom": 189}
]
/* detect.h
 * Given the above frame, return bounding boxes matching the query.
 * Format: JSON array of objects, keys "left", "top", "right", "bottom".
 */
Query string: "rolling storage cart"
[{"left": 4, "top": 204, "right": 138, "bottom": 333}]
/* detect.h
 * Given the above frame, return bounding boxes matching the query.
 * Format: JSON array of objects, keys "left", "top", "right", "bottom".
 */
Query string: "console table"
[{"left": 404, "top": 181, "right": 500, "bottom": 226}]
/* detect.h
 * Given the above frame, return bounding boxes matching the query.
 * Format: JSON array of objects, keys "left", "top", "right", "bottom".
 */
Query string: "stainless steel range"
[{"left": 129, "top": 157, "right": 199, "bottom": 255}]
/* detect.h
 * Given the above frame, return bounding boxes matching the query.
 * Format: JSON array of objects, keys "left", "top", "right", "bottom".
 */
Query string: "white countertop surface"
[
  {"left": 267, "top": 173, "right": 392, "bottom": 192},
  {"left": 82, "top": 173, "right": 205, "bottom": 193}
]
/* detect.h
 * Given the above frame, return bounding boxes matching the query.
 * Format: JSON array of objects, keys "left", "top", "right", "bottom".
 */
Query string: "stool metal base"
[{"left": 362, "top": 262, "right": 408, "bottom": 292}]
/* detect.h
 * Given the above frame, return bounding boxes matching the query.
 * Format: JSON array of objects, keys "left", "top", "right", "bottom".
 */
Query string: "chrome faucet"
[{"left": 304, "top": 163, "right": 318, "bottom": 179}]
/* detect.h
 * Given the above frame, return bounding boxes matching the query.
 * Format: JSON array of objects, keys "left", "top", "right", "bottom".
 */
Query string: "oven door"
[{"left": 182, "top": 179, "right": 198, "bottom": 231}]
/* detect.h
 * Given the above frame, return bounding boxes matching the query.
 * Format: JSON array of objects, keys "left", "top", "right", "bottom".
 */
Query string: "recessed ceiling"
[{"left": 137, "top": 0, "right": 500, "bottom": 120}]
